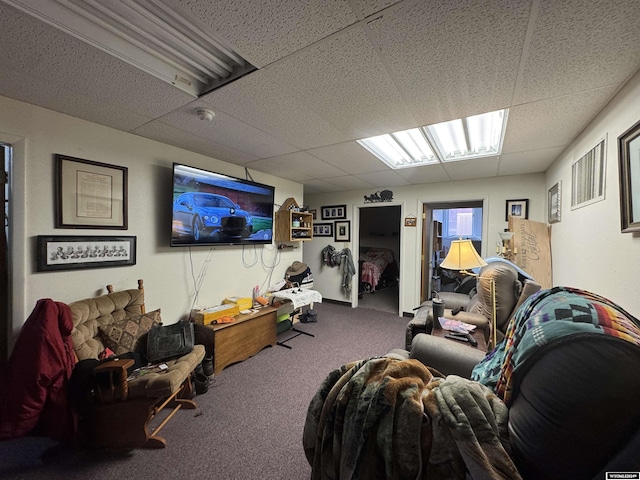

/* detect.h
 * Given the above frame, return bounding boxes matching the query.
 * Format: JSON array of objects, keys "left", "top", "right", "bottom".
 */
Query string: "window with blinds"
[{"left": 571, "top": 138, "right": 606, "bottom": 210}]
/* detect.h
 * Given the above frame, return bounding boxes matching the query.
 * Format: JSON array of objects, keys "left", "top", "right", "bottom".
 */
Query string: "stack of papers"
[{"left": 438, "top": 317, "right": 477, "bottom": 333}]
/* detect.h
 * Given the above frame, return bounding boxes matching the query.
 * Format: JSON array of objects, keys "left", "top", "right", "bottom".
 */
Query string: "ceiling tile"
[
  {"left": 175, "top": 0, "right": 358, "bottom": 67},
  {"left": 503, "top": 86, "right": 617, "bottom": 153},
  {"left": 244, "top": 151, "right": 346, "bottom": 181},
  {"left": 132, "top": 121, "right": 258, "bottom": 164},
  {"left": 269, "top": 26, "right": 417, "bottom": 138},
  {"left": 499, "top": 147, "right": 566, "bottom": 175},
  {"left": 354, "top": 170, "right": 411, "bottom": 188},
  {"left": 306, "top": 142, "right": 388, "bottom": 174},
  {"left": 149, "top": 102, "right": 297, "bottom": 159},
  {"left": 367, "top": 0, "right": 531, "bottom": 125},
  {"left": 302, "top": 178, "right": 355, "bottom": 194},
  {"left": 318, "top": 175, "right": 377, "bottom": 191},
  {"left": 0, "top": 3, "right": 193, "bottom": 127},
  {"left": 441, "top": 156, "right": 500, "bottom": 180},
  {"left": 201, "top": 67, "right": 351, "bottom": 150},
  {"left": 350, "top": 0, "right": 403, "bottom": 18},
  {"left": 395, "top": 164, "right": 451, "bottom": 184},
  {"left": 514, "top": 0, "right": 640, "bottom": 104}
]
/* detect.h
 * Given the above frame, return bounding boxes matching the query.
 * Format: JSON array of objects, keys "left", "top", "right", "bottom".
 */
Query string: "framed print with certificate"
[{"left": 55, "top": 154, "right": 128, "bottom": 229}]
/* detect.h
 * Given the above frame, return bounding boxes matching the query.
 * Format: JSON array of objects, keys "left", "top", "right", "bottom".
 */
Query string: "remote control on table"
[{"left": 445, "top": 332, "right": 478, "bottom": 347}]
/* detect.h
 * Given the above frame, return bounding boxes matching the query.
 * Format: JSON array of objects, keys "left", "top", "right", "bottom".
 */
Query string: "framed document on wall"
[{"left": 55, "top": 154, "right": 128, "bottom": 229}]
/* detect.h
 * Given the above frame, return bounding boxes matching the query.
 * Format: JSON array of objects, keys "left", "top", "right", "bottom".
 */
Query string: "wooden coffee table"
[{"left": 431, "top": 327, "right": 487, "bottom": 352}]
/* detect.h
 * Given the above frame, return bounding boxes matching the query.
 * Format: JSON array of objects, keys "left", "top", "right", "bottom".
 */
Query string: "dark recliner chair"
[
  {"left": 403, "top": 287, "right": 640, "bottom": 479},
  {"left": 406, "top": 261, "right": 541, "bottom": 350}
]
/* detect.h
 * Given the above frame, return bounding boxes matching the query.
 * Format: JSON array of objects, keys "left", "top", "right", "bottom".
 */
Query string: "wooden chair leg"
[{"left": 83, "top": 378, "right": 199, "bottom": 449}]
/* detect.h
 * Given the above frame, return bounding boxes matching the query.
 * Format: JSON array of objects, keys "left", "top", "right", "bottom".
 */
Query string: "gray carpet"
[
  {"left": 358, "top": 284, "right": 400, "bottom": 314},
  {"left": 0, "top": 301, "right": 410, "bottom": 480}
]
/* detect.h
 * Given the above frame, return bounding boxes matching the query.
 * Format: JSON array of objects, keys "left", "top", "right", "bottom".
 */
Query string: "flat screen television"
[{"left": 171, "top": 163, "right": 275, "bottom": 247}]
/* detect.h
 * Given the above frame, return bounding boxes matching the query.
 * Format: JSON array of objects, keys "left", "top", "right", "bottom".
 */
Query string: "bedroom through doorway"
[{"left": 357, "top": 205, "right": 401, "bottom": 315}]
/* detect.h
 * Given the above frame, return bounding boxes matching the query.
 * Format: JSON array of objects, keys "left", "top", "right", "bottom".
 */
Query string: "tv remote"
[
  {"left": 445, "top": 333, "right": 469, "bottom": 343},
  {"left": 445, "top": 332, "right": 478, "bottom": 347}
]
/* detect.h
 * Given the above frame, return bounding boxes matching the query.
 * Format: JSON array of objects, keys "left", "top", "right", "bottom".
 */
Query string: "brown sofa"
[{"left": 68, "top": 280, "right": 205, "bottom": 449}]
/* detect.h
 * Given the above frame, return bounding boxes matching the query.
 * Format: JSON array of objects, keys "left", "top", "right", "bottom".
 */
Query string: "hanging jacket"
[{"left": 0, "top": 299, "right": 77, "bottom": 443}]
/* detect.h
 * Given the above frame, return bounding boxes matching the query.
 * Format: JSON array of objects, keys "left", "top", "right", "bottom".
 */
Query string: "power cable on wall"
[{"left": 188, "top": 246, "right": 214, "bottom": 314}]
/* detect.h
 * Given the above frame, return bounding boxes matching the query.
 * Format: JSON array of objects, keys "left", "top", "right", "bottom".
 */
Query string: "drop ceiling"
[{"left": 1, "top": 0, "right": 639, "bottom": 194}]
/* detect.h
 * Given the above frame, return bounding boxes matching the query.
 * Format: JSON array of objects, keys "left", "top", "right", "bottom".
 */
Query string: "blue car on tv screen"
[{"left": 172, "top": 192, "right": 253, "bottom": 241}]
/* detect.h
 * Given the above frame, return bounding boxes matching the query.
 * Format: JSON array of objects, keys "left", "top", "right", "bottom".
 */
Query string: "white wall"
[
  {"left": 305, "top": 174, "right": 546, "bottom": 315},
  {"left": 0, "top": 95, "right": 305, "bottom": 349},
  {"left": 546, "top": 69, "right": 640, "bottom": 315}
]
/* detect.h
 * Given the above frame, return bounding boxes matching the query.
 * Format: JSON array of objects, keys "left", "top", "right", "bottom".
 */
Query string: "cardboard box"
[
  {"left": 193, "top": 304, "right": 240, "bottom": 325},
  {"left": 223, "top": 296, "right": 253, "bottom": 310}
]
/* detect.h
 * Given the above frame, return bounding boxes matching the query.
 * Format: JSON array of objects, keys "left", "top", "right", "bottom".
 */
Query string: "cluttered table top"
[{"left": 272, "top": 288, "right": 322, "bottom": 310}]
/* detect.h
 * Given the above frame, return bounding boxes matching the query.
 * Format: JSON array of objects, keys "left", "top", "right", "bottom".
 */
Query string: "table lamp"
[{"left": 439, "top": 239, "right": 497, "bottom": 348}]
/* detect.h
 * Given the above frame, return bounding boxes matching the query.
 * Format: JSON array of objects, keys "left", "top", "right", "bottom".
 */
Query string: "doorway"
[
  {"left": 1, "top": 145, "right": 9, "bottom": 364},
  {"left": 421, "top": 201, "right": 484, "bottom": 303},
  {"left": 358, "top": 205, "right": 401, "bottom": 314}
]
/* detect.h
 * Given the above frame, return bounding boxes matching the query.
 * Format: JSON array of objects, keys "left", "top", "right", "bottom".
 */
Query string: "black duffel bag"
[{"left": 146, "top": 320, "right": 195, "bottom": 363}]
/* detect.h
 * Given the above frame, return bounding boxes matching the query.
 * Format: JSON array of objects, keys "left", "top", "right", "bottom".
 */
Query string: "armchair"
[
  {"left": 406, "top": 262, "right": 541, "bottom": 350},
  {"left": 404, "top": 286, "right": 640, "bottom": 478},
  {"left": 68, "top": 280, "right": 205, "bottom": 449}
]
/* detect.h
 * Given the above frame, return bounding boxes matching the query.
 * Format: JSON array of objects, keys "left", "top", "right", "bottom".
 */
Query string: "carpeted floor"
[
  {"left": 0, "top": 301, "right": 410, "bottom": 480},
  {"left": 358, "top": 283, "right": 400, "bottom": 314}
]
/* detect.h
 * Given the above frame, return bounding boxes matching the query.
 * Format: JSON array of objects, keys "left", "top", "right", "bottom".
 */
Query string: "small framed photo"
[
  {"left": 56, "top": 154, "right": 128, "bottom": 229},
  {"left": 334, "top": 220, "right": 351, "bottom": 242},
  {"left": 321, "top": 205, "right": 347, "bottom": 220},
  {"left": 37, "top": 235, "right": 136, "bottom": 272},
  {"left": 548, "top": 181, "right": 562, "bottom": 224},
  {"left": 313, "top": 223, "right": 333, "bottom": 237},
  {"left": 505, "top": 199, "right": 529, "bottom": 221},
  {"left": 309, "top": 209, "right": 317, "bottom": 220}
]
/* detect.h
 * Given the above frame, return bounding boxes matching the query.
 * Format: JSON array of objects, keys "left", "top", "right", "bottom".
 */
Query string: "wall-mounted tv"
[{"left": 171, "top": 163, "right": 275, "bottom": 247}]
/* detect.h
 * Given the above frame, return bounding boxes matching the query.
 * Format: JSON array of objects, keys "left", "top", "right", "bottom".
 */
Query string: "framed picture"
[
  {"left": 56, "top": 154, "right": 128, "bottom": 229},
  {"left": 618, "top": 119, "right": 640, "bottom": 232},
  {"left": 505, "top": 199, "right": 529, "bottom": 221},
  {"left": 37, "top": 235, "right": 136, "bottom": 272},
  {"left": 309, "top": 209, "right": 317, "bottom": 220},
  {"left": 334, "top": 220, "right": 351, "bottom": 242},
  {"left": 548, "top": 181, "right": 562, "bottom": 224},
  {"left": 321, "top": 205, "right": 347, "bottom": 220},
  {"left": 313, "top": 223, "right": 333, "bottom": 237},
  {"left": 404, "top": 216, "right": 417, "bottom": 227}
]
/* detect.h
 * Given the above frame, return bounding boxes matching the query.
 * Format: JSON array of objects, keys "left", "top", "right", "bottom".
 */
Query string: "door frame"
[
  {"left": 352, "top": 202, "right": 403, "bottom": 317},
  {"left": 420, "top": 199, "right": 486, "bottom": 304}
]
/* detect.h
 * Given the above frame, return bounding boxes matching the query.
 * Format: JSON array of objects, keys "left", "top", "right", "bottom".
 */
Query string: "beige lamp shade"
[{"left": 440, "top": 239, "right": 487, "bottom": 272}]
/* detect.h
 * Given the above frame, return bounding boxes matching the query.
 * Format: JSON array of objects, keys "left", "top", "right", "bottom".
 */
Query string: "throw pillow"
[{"left": 99, "top": 309, "right": 161, "bottom": 356}]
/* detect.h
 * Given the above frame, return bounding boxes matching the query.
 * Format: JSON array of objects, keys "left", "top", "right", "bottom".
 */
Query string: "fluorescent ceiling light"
[
  {"left": 358, "top": 109, "right": 508, "bottom": 169},
  {"left": 4, "top": 0, "right": 256, "bottom": 97},
  {"left": 357, "top": 129, "right": 438, "bottom": 169}
]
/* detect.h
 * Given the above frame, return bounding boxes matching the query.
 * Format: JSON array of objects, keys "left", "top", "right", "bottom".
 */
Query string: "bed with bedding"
[{"left": 359, "top": 247, "right": 398, "bottom": 293}]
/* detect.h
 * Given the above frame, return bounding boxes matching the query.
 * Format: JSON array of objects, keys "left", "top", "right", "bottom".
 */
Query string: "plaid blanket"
[
  {"left": 303, "top": 356, "right": 521, "bottom": 479},
  {"left": 471, "top": 286, "right": 640, "bottom": 405}
]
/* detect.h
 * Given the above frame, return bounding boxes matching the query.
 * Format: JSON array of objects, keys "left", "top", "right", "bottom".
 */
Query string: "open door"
[{"left": 421, "top": 201, "right": 484, "bottom": 303}]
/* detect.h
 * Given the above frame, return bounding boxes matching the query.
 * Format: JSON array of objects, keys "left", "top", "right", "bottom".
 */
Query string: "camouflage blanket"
[
  {"left": 471, "top": 286, "right": 640, "bottom": 405},
  {"left": 303, "top": 356, "right": 521, "bottom": 480}
]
